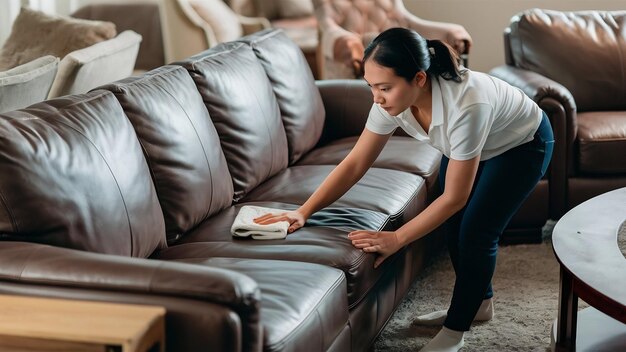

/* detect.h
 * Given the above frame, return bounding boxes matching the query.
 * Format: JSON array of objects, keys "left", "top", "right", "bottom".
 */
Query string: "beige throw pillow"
[
  {"left": 189, "top": 0, "right": 243, "bottom": 44},
  {"left": 0, "top": 7, "right": 116, "bottom": 71}
]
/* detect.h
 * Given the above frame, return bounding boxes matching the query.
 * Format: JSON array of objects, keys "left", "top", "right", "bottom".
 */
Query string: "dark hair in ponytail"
[{"left": 362, "top": 27, "right": 464, "bottom": 83}]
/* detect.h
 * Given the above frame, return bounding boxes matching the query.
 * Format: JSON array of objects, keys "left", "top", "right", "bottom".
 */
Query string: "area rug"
[{"left": 374, "top": 240, "right": 591, "bottom": 351}]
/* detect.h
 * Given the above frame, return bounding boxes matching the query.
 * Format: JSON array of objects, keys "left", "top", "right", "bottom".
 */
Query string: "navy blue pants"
[{"left": 440, "top": 112, "right": 554, "bottom": 332}]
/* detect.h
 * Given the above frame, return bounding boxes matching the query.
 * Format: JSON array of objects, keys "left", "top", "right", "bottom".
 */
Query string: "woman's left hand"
[{"left": 348, "top": 231, "right": 403, "bottom": 268}]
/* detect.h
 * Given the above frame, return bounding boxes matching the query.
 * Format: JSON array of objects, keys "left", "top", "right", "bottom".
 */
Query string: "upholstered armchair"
[
  {"left": 159, "top": 0, "right": 270, "bottom": 63},
  {"left": 0, "top": 56, "right": 58, "bottom": 113},
  {"left": 0, "top": 7, "right": 141, "bottom": 99},
  {"left": 226, "top": 0, "right": 319, "bottom": 77},
  {"left": 490, "top": 9, "right": 626, "bottom": 238},
  {"left": 48, "top": 30, "right": 142, "bottom": 98},
  {"left": 72, "top": 2, "right": 165, "bottom": 72},
  {"left": 313, "top": 0, "right": 472, "bottom": 79}
]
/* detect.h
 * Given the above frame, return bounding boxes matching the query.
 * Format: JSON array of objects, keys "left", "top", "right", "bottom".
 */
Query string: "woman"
[{"left": 254, "top": 27, "right": 554, "bottom": 352}]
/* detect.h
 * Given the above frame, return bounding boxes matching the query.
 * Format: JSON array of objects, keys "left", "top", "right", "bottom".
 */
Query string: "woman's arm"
[
  {"left": 254, "top": 129, "right": 392, "bottom": 231},
  {"left": 350, "top": 155, "right": 480, "bottom": 267}
]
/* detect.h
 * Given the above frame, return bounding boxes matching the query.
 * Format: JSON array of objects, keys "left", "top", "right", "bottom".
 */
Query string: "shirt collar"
[{"left": 431, "top": 76, "right": 444, "bottom": 127}]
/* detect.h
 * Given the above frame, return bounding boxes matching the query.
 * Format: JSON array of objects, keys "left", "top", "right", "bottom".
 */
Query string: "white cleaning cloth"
[{"left": 231, "top": 206, "right": 290, "bottom": 240}]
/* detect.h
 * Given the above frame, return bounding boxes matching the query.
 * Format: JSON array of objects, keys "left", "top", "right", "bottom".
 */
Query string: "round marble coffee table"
[{"left": 551, "top": 187, "right": 626, "bottom": 351}]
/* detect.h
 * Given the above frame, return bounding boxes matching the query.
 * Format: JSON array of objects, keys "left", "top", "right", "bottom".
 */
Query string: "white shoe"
[{"left": 413, "top": 298, "right": 494, "bottom": 326}]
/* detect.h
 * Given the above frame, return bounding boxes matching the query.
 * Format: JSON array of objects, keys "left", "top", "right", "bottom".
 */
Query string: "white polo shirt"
[{"left": 365, "top": 70, "right": 543, "bottom": 161}]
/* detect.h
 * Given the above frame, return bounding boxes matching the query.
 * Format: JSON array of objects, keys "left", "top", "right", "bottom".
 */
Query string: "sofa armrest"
[
  {"left": 0, "top": 241, "right": 262, "bottom": 351},
  {"left": 0, "top": 241, "right": 259, "bottom": 310},
  {"left": 239, "top": 15, "right": 271, "bottom": 34},
  {"left": 315, "top": 79, "right": 373, "bottom": 143},
  {"left": 489, "top": 65, "right": 577, "bottom": 218}
]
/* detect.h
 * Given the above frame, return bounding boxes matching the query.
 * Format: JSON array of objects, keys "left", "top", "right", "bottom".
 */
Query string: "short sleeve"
[
  {"left": 365, "top": 104, "right": 397, "bottom": 135},
  {"left": 448, "top": 104, "right": 494, "bottom": 160}
]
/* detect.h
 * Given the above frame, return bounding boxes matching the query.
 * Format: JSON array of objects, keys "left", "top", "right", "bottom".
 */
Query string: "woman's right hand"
[{"left": 253, "top": 210, "right": 307, "bottom": 234}]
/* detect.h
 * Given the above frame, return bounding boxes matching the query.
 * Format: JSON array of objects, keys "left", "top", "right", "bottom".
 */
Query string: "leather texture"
[
  {"left": 490, "top": 9, "right": 626, "bottom": 239},
  {"left": 238, "top": 29, "right": 325, "bottom": 165},
  {"left": 175, "top": 257, "right": 348, "bottom": 352},
  {"left": 508, "top": 9, "right": 626, "bottom": 111},
  {"left": 577, "top": 111, "right": 626, "bottom": 174},
  {"left": 154, "top": 201, "right": 390, "bottom": 307},
  {"left": 242, "top": 166, "right": 424, "bottom": 221},
  {"left": 175, "top": 42, "right": 289, "bottom": 202},
  {"left": 0, "top": 91, "right": 166, "bottom": 257},
  {"left": 297, "top": 135, "right": 442, "bottom": 190},
  {"left": 100, "top": 65, "right": 234, "bottom": 243},
  {"left": 0, "top": 29, "right": 447, "bottom": 351}
]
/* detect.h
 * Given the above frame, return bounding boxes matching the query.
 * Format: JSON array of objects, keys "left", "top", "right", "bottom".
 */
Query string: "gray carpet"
[{"left": 374, "top": 241, "right": 589, "bottom": 351}]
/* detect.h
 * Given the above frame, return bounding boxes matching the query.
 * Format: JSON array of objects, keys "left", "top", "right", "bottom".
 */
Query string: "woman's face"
[{"left": 363, "top": 59, "right": 424, "bottom": 116}]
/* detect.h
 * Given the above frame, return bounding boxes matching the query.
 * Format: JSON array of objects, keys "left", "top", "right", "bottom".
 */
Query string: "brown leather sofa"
[
  {"left": 0, "top": 29, "right": 443, "bottom": 351},
  {"left": 489, "top": 9, "right": 626, "bottom": 242}
]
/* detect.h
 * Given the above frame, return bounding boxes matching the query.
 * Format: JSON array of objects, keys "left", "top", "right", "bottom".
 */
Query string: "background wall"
[{"left": 404, "top": 0, "right": 626, "bottom": 72}]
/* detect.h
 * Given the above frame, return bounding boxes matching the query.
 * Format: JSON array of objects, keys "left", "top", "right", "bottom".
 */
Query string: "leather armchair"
[
  {"left": 490, "top": 9, "right": 626, "bottom": 233},
  {"left": 313, "top": 0, "right": 472, "bottom": 79}
]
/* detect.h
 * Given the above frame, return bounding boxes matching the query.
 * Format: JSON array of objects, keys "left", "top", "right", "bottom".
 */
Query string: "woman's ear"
[{"left": 414, "top": 71, "right": 427, "bottom": 87}]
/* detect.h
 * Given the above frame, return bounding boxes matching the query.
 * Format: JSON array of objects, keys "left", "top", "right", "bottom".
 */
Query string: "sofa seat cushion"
[
  {"left": 174, "top": 257, "right": 347, "bottom": 352},
  {"left": 242, "top": 165, "right": 426, "bottom": 226},
  {"left": 153, "top": 201, "right": 394, "bottom": 307},
  {"left": 577, "top": 111, "right": 626, "bottom": 174},
  {"left": 297, "top": 136, "right": 442, "bottom": 190}
]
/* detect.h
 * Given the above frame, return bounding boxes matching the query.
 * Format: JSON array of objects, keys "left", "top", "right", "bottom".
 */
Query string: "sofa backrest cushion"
[
  {"left": 176, "top": 42, "right": 289, "bottom": 201},
  {"left": 238, "top": 29, "right": 325, "bottom": 164},
  {"left": 0, "top": 91, "right": 166, "bottom": 257},
  {"left": 508, "top": 9, "right": 626, "bottom": 111},
  {"left": 100, "top": 65, "right": 234, "bottom": 244}
]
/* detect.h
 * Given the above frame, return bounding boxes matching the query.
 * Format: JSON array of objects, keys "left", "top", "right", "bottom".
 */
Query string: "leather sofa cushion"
[
  {"left": 175, "top": 257, "right": 348, "bottom": 352},
  {"left": 154, "top": 201, "right": 391, "bottom": 307},
  {"left": 0, "top": 91, "right": 166, "bottom": 256},
  {"left": 297, "top": 136, "right": 442, "bottom": 190},
  {"left": 577, "top": 111, "right": 626, "bottom": 174},
  {"left": 238, "top": 29, "right": 325, "bottom": 164},
  {"left": 508, "top": 9, "right": 626, "bottom": 111},
  {"left": 242, "top": 165, "right": 425, "bottom": 225},
  {"left": 100, "top": 66, "right": 234, "bottom": 243},
  {"left": 176, "top": 42, "right": 289, "bottom": 201}
]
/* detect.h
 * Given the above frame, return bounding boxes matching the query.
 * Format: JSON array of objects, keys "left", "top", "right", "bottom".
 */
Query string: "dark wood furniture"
[{"left": 552, "top": 187, "right": 626, "bottom": 351}]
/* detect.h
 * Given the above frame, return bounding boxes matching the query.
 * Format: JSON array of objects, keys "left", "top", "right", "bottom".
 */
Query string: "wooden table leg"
[{"left": 556, "top": 267, "right": 578, "bottom": 351}]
